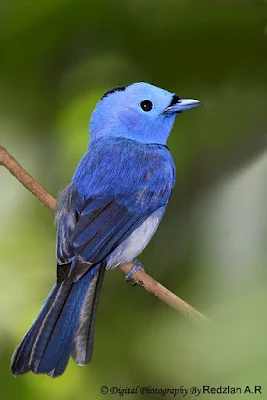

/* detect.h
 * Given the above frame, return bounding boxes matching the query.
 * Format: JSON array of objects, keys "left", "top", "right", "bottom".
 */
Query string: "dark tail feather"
[
  {"left": 71, "top": 263, "right": 105, "bottom": 365},
  {"left": 11, "top": 264, "right": 104, "bottom": 378},
  {"left": 11, "top": 283, "right": 59, "bottom": 376}
]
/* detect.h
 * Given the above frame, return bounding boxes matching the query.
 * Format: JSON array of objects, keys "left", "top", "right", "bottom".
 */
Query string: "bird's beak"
[{"left": 164, "top": 99, "right": 201, "bottom": 114}]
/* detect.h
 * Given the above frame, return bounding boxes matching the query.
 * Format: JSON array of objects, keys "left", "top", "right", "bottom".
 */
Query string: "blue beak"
[{"left": 165, "top": 99, "right": 201, "bottom": 114}]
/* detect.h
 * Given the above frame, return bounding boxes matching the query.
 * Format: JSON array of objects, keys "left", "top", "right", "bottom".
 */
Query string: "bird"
[{"left": 11, "top": 82, "right": 200, "bottom": 378}]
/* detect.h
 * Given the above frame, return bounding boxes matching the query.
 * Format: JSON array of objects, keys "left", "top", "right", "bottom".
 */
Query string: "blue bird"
[{"left": 11, "top": 82, "right": 200, "bottom": 377}]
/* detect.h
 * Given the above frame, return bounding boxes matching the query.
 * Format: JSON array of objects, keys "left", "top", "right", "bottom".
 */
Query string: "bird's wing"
[
  {"left": 56, "top": 193, "right": 154, "bottom": 282},
  {"left": 70, "top": 195, "right": 151, "bottom": 265},
  {"left": 56, "top": 184, "right": 78, "bottom": 265}
]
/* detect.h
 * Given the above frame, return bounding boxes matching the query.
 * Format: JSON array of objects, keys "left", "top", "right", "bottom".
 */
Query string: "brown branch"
[
  {"left": 0, "top": 145, "right": 209, "bottom": 322},
  {"left": 0, "top": 145, "right": 56, "bottom": 213}
]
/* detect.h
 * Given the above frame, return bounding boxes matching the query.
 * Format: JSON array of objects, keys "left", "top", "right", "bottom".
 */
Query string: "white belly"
[{"left": 106, "top": 206, "right": 165, "bottom": 268}]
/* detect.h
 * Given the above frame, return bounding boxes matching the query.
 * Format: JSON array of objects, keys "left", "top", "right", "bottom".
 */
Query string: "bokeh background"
[{"left": 1, "top": 0, "right": 267, "bottom": 399}]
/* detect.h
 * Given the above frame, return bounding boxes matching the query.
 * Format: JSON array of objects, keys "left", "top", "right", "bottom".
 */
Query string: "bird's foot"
[{"left": 125, "top": 259, "right": 146, "bottom": 286}]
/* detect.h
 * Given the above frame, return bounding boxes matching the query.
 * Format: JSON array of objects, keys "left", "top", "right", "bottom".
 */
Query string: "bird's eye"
[{"left": 140, "top": 100, "right": 153, "bottom": 112}]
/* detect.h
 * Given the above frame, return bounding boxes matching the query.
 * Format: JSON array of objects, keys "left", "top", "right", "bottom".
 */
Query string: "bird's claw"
[{"left": 125, "top": 259, "right": 146, "bottom": 285}]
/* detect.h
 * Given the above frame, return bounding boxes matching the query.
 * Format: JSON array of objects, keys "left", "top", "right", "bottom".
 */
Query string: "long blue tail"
[{"left": 11, "top": 264, "right": 104, "bottom": 378}]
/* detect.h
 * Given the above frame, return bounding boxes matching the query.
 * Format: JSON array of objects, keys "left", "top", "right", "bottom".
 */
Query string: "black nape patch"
[
  {"left": 168, "top": 94, "right": 181, "bottom": 108},
  {"left": 101, "top": 86, "right": 127, "bottom": 100}
]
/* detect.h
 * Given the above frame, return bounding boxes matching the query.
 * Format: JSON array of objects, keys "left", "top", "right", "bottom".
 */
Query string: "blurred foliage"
[{"left": 0, "top": 0, "right": 267, "bottom": 399}]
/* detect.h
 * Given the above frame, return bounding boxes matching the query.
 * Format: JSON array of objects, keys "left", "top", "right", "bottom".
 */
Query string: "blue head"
[{"left": 89, "top": 82, "right": 200, "bottom": 145}]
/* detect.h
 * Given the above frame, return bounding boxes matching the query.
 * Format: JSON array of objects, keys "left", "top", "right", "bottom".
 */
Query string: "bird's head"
[{"left": 89, "top": 82, "right": 200, "bottom": 145}]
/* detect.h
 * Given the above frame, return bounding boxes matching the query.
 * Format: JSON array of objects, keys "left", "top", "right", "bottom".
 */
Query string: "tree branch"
[{"left": 0, "top": 145, "right": 209, "bottom": 322}]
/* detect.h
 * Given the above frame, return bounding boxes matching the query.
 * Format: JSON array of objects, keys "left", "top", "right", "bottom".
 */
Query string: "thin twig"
[
  {"left": 0, "top": 145, "right": 209, "bottom": 321},
  {"left": 0, "top": 145, "right": 55, "bottom": 212}
]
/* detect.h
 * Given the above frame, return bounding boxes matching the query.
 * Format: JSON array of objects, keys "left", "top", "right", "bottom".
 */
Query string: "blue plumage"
[{"left": 11, "top": 82, "right": 200, "bottom": 377}]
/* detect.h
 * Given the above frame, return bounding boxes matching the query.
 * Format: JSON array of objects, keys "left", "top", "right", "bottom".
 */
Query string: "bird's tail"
[{"left": 11, "top": 263, "right": 105, "bottom": 378}]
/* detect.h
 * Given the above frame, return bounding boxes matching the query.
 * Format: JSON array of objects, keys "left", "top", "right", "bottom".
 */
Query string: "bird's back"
[{"left": 72, "top": 136, "right": 176, "bottom": 211}]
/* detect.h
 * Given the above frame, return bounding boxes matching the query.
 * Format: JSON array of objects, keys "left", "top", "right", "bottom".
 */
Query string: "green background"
[{"left": 1, "top": 0, "right": 267, "bottom": 399}]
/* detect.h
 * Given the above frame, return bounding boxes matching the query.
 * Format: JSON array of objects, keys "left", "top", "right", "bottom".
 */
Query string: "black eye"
[{"left": 140, "top": 100, "right": 153, "bottom": 112}]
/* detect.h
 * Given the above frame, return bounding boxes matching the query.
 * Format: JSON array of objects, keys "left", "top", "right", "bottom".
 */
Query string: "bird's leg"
[{"left": 125, "top": 259, "right": 146, "bottom": 285}]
